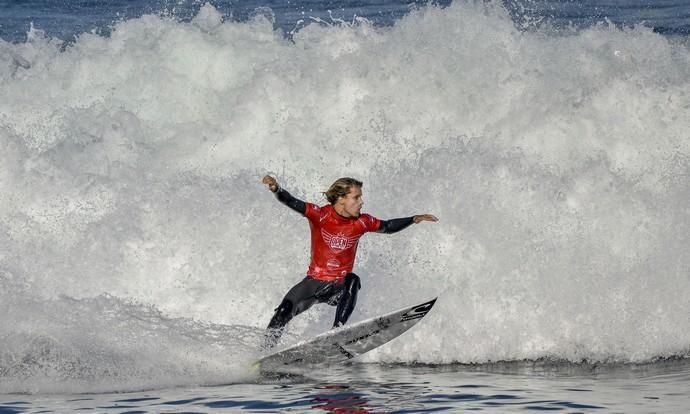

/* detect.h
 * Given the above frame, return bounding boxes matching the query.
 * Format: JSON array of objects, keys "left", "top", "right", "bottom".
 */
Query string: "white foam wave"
[{"left": 1, "top": 1, "right": 689, "bottom": 391}]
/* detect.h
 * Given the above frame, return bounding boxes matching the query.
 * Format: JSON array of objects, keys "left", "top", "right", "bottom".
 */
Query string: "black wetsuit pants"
[{"left": 265, "top": 273, "right": 361, "bottom": 348}]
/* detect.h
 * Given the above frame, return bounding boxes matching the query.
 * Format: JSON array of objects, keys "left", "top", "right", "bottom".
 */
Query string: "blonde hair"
[{"left": 324, "top": 177, "right": 363, "bottom": 205}]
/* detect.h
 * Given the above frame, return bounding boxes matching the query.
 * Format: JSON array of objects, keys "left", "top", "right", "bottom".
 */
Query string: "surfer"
[{"left": 262, "top": 175, "right": 438, "bottom": 347}]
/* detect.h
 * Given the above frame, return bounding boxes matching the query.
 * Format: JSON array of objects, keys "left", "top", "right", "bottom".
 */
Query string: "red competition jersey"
[{"left": 303, "top": 203, "right": 381, "bottom": 282}]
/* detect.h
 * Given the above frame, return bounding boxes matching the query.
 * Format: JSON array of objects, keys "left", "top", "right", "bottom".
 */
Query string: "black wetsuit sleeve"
[
  {"left": 377, "top": 217, "right": 415, "bottom": 234},
  {"left": 275, "top": 187, "right": 307, "bottom": 215}
]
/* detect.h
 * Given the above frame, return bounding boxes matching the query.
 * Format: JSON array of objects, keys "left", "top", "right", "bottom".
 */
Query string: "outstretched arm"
[
  {"left": 378, "top": 214, "right": 438, "bottom": 234},
  {"left": 262, "top": 175, "right": 306, "bottom": 215}
]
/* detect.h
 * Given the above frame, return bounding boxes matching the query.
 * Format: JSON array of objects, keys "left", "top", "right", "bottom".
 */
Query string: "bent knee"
[{"left": 344, "top": 273, "right": 361, "bottom": 290}]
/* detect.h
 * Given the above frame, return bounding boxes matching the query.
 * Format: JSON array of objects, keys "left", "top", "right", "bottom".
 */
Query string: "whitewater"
[{"left": 1, "top": 1, "right": 689, "bottom": 399}]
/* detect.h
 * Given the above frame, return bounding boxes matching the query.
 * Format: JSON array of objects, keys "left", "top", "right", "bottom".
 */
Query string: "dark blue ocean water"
[
  {"left": 3, "top": 362, "right": 690, "bottom": 412},
  {"left": 2, "top": 0, "right": 690, "bottom": 43}
]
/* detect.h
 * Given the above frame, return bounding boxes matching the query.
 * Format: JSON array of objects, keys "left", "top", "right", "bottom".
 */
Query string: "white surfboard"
[{"left": 255, "top": 298, "right": 437, "bottom": 372}]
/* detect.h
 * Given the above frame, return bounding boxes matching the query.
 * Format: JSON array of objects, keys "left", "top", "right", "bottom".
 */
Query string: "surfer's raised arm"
[
  {"left": 377, "top": 214, "right": 438, "bottom": 234},
  {"left": 262, "top": 175, "right": 306, "bottom": 215}
]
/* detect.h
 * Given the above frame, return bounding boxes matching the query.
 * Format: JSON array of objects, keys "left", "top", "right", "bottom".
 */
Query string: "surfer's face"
[{"left": 337, "top": 186, "right": 363, "bottom": 218}]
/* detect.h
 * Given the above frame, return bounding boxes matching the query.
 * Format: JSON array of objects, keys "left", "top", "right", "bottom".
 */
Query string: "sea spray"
[{"left": 1, "top": 1, "right": 689, "bottom": 392}]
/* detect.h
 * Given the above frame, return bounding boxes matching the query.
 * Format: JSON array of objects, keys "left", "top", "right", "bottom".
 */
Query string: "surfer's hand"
[
  {"left": 413, "top": 214, "right": 438, "bottom": 224},
  {"left": 262, "top": 175, "right": 279, "bottom": 193}
]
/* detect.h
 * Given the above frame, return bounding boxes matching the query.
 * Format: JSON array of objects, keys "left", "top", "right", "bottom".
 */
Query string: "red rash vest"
[{"left": 303, "top": 203, "right": 381, "bottom": 282}]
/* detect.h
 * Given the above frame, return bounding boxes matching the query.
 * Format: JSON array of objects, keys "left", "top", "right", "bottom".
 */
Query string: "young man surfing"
[{"left": 262, "top": 175, "right": 437, "bottom": 347}]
